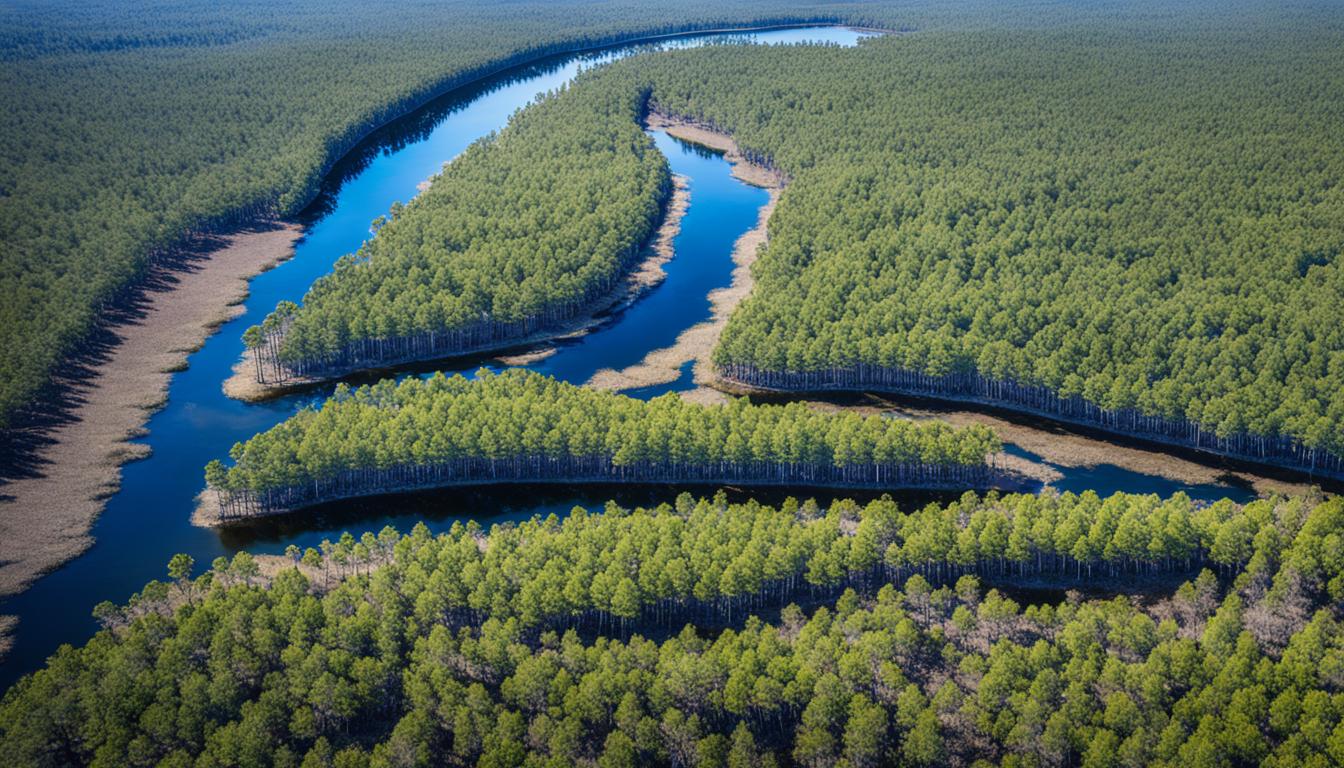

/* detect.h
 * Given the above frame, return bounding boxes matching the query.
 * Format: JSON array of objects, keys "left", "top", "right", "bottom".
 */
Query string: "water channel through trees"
[{"left": 0, "top": 26, "right": 1259, "bottom": 688}]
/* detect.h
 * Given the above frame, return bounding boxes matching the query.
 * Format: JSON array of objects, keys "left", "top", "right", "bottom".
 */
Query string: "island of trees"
[
  {"left": 205, "top": 370, "right": 1004, "bottom": 519},
  {"left": 571, "top": 20, "right": 1344, "bottom": 479},
  {"left": 242, "top": 77, "right": 671, "bottom": 386},
  {"left": 3, "top": 490, "right": 1341, "bottom": 765}
]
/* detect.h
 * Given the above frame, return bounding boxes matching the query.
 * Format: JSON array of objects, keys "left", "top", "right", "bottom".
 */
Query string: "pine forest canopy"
[
  {"left": 576, "top": 13, "right": 1344, "bottom": 467},
  {"left": 205, "top": 370, "right": 1002, "bottom": 516},
  {"left": 0, "top": 0, "right": 921, "bottom": 428},
  {"left": 201, "top": 489, "right": 1344, "bottom": 631},
  {"left": 244, "top": 71, "right": 669, "bottom": 382},
  {"left": 2, "top": 490, "right": 1341, "bottom": 765}
]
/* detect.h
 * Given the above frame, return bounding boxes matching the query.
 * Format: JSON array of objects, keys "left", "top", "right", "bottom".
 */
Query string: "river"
[{"left": 0, "top": 25, "right": 1258, "bottom": 689}]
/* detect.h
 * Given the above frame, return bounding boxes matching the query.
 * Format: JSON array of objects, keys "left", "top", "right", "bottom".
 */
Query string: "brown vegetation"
[{"left": 0, "top": 223, "right": 300, "bottom": 658}]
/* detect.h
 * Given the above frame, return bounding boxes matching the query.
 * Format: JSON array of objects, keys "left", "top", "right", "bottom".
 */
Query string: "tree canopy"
[
  {"left": 3, "top": 490, "right": 1342, "bottom": 766},
  {"left": 0, "top": 0, "right": 896, "bottom": 427},
  {"left": 245, "top": 74, "right": 669, "bottom": 383},
  {"left": 206, "top": 370, "right": 1001, "bottom": 516},
  {"left": 578, "top": 12, "right": 1344, "bottom": 471}
]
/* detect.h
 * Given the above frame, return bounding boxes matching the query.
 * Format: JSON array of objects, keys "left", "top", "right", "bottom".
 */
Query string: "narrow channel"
[
  {"left": 0, "top": 24, "right": 868, "bottom": 691},
  {"left": 0, "top": 24, "right": 1258, "bottom": 688}
]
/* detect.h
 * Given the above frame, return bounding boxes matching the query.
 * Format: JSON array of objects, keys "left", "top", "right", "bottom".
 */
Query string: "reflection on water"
[
  {"left": 215, "top": 483, "right": 955, "bottom": 552},
  {"left": 0, "top": 25, "right": 873, "bottom": 690},
  {"left": 1001, "top": 444, "right": 1258, "bottom": 504}
]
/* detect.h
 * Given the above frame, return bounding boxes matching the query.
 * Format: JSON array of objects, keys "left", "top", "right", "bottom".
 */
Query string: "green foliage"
[
  {"left": 0, "top": 0, "right": 882, "bottom": 426},
  {"left": 3, "top": 492, "right": 1342, "bottom": 766},
  {"left": 207, "top": 369, "right": 1000, "bottom": 514},
  {"left": 245, "top": 491, "right": 1344, "bottom": 632},
  {"left": 249, "top": 75, "right": 670, "bottom": 380},
  {"left": 587, "top": 11, "right": 1344, "bottom": 464}
]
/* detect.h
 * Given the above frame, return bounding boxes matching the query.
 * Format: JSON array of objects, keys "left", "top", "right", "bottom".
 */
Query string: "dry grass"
[
  {"left": 0, "top": 615, "right": 14, "bottom": 659},
  {"left": 645, "top": 113, "right": 786, "bottom": 188},
  {"left": 804, "top": 395, "right": 1315, "bottom": 496},
  {"left": 0, "top": 223, "right": 302, "bottom": 658}
]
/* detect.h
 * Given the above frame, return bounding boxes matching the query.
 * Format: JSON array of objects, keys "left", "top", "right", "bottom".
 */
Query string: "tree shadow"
[{"left": 0, "top": 221, "right": 290, "bottom": 486}]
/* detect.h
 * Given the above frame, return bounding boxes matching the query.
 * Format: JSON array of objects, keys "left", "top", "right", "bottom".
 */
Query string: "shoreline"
[
  {"left": 600, "top": 120, "right": 1327, "bottom": 497},
  {"left": 720, "top": 385, "right": 1324, "bottom": 498},
  {"left": 0, "top": 21, "right": 869, "bottom": 663},
  {"left": 0, "top": 223, "right": 302, "bottom": 655},
  {"left": 193, "top": 470, "right": 1018, "bottom": 528},
  {"left": 588, "top": 114, "right": 782, "bottom": 403},
  {"left": 222, "top": 174, "right": 693, "bottom": 402}
]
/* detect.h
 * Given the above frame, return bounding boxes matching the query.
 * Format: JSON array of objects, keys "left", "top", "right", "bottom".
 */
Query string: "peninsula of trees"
[
  {"left": 204, "top": 370, "right": 1003, "bottom": 519},
  {"left": 1, "top": 0, "right": 898, "bottom": 427},
  {"left": 243, "top": 77, "right": 670, "bottom": 385},
  {"left": 3, "top": 491, "right": 1341, "bottom": 765},
  {"left": 582, "top": 20, "right": 1344, "bottom": 477}
]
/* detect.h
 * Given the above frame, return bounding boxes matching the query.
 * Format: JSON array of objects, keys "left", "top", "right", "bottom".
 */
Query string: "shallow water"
[{"left": 0, "top": 23, "right": 1257, "bottom": 688}]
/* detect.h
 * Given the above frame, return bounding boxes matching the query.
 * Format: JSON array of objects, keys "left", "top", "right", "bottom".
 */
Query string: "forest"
[
  {"left": 569, "top": 13, "right": 1344, "bottom": 475},
  {"left": 0, "top": 0, "right": 904, "bottom": 428},
  {"left": 244, "top": 75, "right": 669, "bottom": 383},
  {"left": 2, "top": 490, "right": 1341, "bottom": 765},
  {"left": 6, "top": 1, "right": 1344, "bottom": 764},
  {"left": 205, "top": 370, "right": 1002, "bottom": 518}
]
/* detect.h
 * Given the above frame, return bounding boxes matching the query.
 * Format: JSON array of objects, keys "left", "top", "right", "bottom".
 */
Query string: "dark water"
[
  {"left": 1002, "top": 444, "right": 1255, "bottom": 502},
  {"left": 0, "top": 23, "right": 1257, "bottom": 689},
  {"left": 0, "top": 24, "right": 868, "bottom": 690}
]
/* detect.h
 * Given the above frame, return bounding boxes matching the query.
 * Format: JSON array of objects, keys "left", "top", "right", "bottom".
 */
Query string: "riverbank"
[
  {"left": 743, "top": 392, "right": 1322, "bottom": 498},
  {"left": 223, "top": 175, "right": 692, "bottom": 402},
  {"left": 193, "top": 468, "right": 1019, "bottom": 528},
  {"left": 588, "top": 114, "right": 781, "bottom": 401},
  {"left": 0, "top": 223, "right": 301, "bottom": 657}
]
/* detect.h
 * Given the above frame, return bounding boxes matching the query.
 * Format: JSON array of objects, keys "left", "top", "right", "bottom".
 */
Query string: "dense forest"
[
  {"left": 0, "top": 0, "right": 910, "bottom": 428},
  {"left": 7, "top": 1, "right": 1344, "bottom": 764},
  {"left": 199, "top": 489, "right": 1344, "bottom": 632},
  {"left": 2, "top": 490, "right": 1341, "bottom": 765},
  {"left": 245, "top": 74, "right": 669, "bottom": 383},
  {"left": 573, "top": 12, "right": 1344, "bottom": 475},
  {"left": 205, "top": 370, "right": 1002, "bottom": 518}
]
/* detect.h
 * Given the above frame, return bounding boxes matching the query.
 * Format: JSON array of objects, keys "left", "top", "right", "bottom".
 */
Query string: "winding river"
[{"left": 0, "top": 25, "right": 1258, "bottom": 688}]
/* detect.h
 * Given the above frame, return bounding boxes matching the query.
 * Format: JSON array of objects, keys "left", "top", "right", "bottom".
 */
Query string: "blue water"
[
  {"left": 382, "top": 130, "right": 768, "bottom": 388},
  {"left": 531, "top": 132, "right": 769, "bottom": 383},
  {"left": 0, "top": 24, "right": 869, "bottom": 690},
  {"left": 1001, "top": 445, "right": 1256, "bottom": 502},
  {"left": 0, "top": 23, "right": 1257, "bottom": 689}
]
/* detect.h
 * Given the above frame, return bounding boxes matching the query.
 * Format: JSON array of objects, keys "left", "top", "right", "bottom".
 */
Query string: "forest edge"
[{"left": 0, "top": 21, "right": 873, "bottom": 662}]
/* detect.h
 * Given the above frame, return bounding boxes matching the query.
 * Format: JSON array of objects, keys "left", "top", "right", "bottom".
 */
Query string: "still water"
[
  {"left": 0, "top": 24, "right": 1255, "bottom": 688},
  {"left": 0, "top": 23, "right": 869, "bottom": 690}
]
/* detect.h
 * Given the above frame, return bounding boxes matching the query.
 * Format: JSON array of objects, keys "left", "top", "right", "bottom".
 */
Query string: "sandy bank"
[
  {"left": 0, "top": 223, "right": 301, "bottom": 658},
  {"left": 645, "top": 112, "right": 786, "bottom": 189},
  {"left": 0, "top": 615, "right": 13, "bottom": 659},
  {"left": 223, "top": 175, "right": 691, "bottom": 403},
  {"left": 791, "top": 394, "right": 1316, "bottom": 498},
  {"left": 590, "top": 116, "right": 1316, "bottom": 499},
  {"left": 588, "top": 116, "right": 781, "bottom": 404}
]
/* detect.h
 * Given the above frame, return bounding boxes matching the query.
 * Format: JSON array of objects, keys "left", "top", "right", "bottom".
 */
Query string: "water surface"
[
  {"left": 0, "top": 25, "right": 870, "bottom": 689},
  {"left": 0, "top": 24, "right": 1259, "bottom": 689}
]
